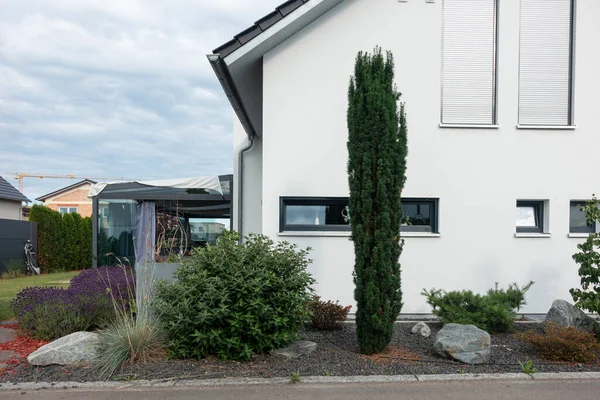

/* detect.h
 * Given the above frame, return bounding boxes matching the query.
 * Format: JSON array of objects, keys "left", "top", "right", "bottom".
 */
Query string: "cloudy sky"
[{"left": 0, "top": 0, "right": 282, "bottom": 201}]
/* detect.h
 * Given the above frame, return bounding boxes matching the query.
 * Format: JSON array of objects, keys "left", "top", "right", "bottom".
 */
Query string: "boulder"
[
  {"left": 434, "top": 323, "right": 491, "bottom": 364},
  {"left": 27, "top": 332, "right": 99, "bottom": 366},
  {"left": 271, "top": 341, "right": 317, "bottom": 359},
  {"left": 411, "top": 322, "right": 431, "bottom": 338},
  {"left": 545, "top": 299, "right": 598, "bottom": 333}
]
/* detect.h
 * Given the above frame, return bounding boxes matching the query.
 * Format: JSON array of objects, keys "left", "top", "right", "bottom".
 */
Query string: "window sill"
[
  {"left": 278, "top": 231, "right": 351, "bottom": 237},
  {"left": 568, "top": 233, "right": 593, "bottom": 238},
  {"left": 401, "top": 232, "right": 441, "bottom": 238},
  {"left": 439, "top": 124, "right": 500, "bottom": 129},
  {"left": 514, "top": 233, "right": 551, "bottom": 238},
  {"left": 516, "top": 125, "right": 576, "bottom": 130}
]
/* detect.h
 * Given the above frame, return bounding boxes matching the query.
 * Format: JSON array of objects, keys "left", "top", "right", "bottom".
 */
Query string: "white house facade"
[{"left": 209, "top": 0, "right": 600, "bottom": 314}]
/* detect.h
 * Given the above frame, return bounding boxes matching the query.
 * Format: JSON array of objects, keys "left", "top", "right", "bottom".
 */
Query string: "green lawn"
[{"left": 0, "top": 271, "right": 80, "bottom": 321}]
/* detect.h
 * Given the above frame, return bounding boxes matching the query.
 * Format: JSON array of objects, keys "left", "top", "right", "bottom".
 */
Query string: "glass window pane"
[
  {"left": 97, "top": 200, "right": 136, "bottom": 266},
  {"left": 284, "top": 203, "right": 350, "bottom": 227},
  {"left": 189, "top": 218, "right": 228, "bottom": 246},
  {"left": 401, "top": 202, "right": 433, "bottom": 232},
  {"left": 517, "top": 206, "right": 536, "bottom": 227},
  {"left": 570, "top": 203, "right": 594, "bottom": 232},
  {"left": 69, "top": 208, "right": 77, "bottom": 213}
]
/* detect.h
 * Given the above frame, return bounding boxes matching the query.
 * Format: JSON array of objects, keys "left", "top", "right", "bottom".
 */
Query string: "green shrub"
[
  {"left": 153, "top": 231, "right": 315, "bottom": 361},
  {"left": 347, "top": 47, "right": 407, "bottom": 355},
  {"left": 570, "top": 196, "right": 600, "bottom": 317},
  {"left": 309, "top": 297, "right": 352, "bottom": 330},
  {"left": 422, "top": 281, "right": 534, "bottom": 333},
  {"left": 29, "top": 205, "right": 92, "bottom": 272},
  {"left": 517, "top": 322, "right": 599, "bottom": 363}
]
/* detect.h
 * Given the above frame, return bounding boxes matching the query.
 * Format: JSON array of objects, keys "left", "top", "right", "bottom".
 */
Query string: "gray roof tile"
[{"left": 0, "top": 176, "right": 30, "bottom": 203}]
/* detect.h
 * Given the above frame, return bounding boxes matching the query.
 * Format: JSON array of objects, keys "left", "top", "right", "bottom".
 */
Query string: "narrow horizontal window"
[
  {"left": 516, "top": 200, "right": 545, "bottom": 233},
  {"left": 280, "top": 197, "right": 351, "bottom": 232},
  {"left": 280, "top": 197, "right": 440, "bottom": 234},
  {"left": 570, "top": 201, "right": 596, "bottom": 234},
  {"left": 401, "top": 198, "right": 439, "bottom": 234}
]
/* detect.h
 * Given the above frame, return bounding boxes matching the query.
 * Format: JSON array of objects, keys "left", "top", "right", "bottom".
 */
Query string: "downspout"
[
  {"left": 237, "top": 135, "right": 255, "bottom": 238},
  {"left": 208, "top": 53, "right": 258, "bottom": 241}
]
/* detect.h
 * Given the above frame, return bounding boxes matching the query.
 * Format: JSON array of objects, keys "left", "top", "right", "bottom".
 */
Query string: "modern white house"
[{"left": 209, "top": 0, "right": 599, "bottom": 314}]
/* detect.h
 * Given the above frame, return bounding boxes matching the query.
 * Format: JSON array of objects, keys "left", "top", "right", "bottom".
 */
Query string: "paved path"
[{"left": 0, "top": 379, "right": 599, "bottom": 400}]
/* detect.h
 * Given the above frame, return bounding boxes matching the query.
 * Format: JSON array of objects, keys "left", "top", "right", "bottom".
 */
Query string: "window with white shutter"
[
  {"left": 518, "top": 0, "right": 575, "bottom": 127},
  {"left": 441, "top": 0, "right": 498, "bottom": 127}
]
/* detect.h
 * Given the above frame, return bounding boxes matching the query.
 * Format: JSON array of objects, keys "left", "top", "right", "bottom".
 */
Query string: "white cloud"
[{"left": 0, "top": 0, "right": 283, "bottom": 200}]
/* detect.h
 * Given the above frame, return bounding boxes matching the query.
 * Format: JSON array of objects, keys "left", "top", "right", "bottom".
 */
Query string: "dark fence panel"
[{"left": 0, "top": 219, "right": 37, "bottom": 273}]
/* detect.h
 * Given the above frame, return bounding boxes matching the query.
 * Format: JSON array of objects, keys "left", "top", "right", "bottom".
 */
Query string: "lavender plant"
[{"left": 11, "top": 266, "right": 135, "bottom": 340}]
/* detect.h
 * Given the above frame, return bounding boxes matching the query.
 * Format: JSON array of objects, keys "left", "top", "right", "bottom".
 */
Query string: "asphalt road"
[{"left": 1, "top": 379, "right": 599, "bottom": 400}]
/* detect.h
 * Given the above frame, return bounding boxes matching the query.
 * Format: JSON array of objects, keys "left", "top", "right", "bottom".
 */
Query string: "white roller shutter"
[
  {"left": 442, "top": 0, "right": 497, "bottom": 125},
  {"left": 519, "top": 0, "right": 573, "bottom": 126}
]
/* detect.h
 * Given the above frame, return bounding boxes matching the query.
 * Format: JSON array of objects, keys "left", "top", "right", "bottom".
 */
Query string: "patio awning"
[{"left": 88, "top": 176, "right": 225, "bottom": 198}]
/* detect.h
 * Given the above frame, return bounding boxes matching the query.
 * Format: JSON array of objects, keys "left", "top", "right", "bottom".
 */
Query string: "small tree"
[
  {"left": 570, "top": 195, "right": 600, "bottom": 316},
  {"left": 347, "top": 47, "right": 408, "bottom": 354}
]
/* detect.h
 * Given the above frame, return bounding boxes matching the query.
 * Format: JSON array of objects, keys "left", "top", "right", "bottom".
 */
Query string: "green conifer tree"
[{"left": 347, "top": 47, "right": 408, "bottom": 354}]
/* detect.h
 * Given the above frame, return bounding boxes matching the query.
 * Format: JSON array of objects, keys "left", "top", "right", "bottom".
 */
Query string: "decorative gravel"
[{"left": 2, "top": 322, "right": 599, "bottom": 383}]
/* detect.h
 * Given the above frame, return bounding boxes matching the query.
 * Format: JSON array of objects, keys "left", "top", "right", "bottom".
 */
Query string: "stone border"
[{"left": 1, "top": 372, "right": 599, "bottom": 391}]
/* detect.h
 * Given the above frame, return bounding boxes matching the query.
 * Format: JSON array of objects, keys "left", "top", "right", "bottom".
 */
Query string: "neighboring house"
[
  {"left": 209, "top": 0, "right": 599, "bottom": 314},
  {"left": 0, "top": 175, "right": 30, "bottom": 220},
  {"left": 36, "top": 180, "right": 97, "bottom": 217}
]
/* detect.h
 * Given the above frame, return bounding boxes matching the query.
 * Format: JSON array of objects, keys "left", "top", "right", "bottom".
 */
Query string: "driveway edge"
[{"left": 1, "top": 371, "right": 599, "bottom": 391}]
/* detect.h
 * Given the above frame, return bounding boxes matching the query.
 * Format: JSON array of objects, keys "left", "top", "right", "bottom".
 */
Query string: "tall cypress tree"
[{"left": 347, "top": 47, "right": 408, "bottom": 355}]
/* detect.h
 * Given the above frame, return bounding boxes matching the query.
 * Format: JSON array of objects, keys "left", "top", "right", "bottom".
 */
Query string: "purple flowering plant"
[{"left": 11, "top": 266, "right": 135, "bottom": 340}]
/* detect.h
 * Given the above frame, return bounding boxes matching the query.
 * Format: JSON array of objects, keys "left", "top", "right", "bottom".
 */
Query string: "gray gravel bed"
[{"left": 2, "top": 322, "right": 598, "bottom": 383}]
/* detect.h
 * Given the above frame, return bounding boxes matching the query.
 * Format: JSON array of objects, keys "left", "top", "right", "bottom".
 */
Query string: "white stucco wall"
[
  {"left": 248, "top": 0, "right": 600, "bottom": 313},
  {"left": 233, "top": 115, "right": 263, "bottom": 237},
  {"left": 0, "top": 200, "right": 21, "bottom": 220}
]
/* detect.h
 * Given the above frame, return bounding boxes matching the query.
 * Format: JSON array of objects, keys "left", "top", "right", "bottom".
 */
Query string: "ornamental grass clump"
[
  {"left": 153, "top": 231, "right": 315, "bottom": 361},
  {"left": 11, "top": 266, "right": 135, "bottom": 340},
  {"left": 94, "top": 267, "right": 166, "bottom": 379}
]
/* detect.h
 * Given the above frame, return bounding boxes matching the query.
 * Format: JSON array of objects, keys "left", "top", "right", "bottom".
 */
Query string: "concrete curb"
[{"left": 1, "top": 372, "right": 599, "bottom": 391}]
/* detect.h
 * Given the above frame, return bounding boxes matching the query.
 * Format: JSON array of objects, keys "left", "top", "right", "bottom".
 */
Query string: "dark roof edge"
[
  {"left": 212, "top": 0, "right": 309, "bottom": 58},
  {"left": 207, "top": 54, "right": 256, "bottom": 140},
  {"left": 36, "top": 179, "right": 97, "bottom": 201}
]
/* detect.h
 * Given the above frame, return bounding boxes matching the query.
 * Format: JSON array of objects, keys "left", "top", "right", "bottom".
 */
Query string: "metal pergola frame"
[{"left": 91, "top": 175, "right": 233, "bottom": 268}]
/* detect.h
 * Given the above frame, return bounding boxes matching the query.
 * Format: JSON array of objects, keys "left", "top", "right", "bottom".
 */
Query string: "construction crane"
[{"left": 6, "top": 173, "right": 131, "bottom": 193}]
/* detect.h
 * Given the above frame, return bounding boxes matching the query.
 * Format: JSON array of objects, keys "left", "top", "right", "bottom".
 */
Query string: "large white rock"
[
  {"left": 27, "top": 332, "right": 99, "bottom": 366},
  {"left": 545, "top": 299, "right": 598, "bottom": 333},
  {"left": 434, "top": 323, "right": 491, "bottom": 364},
  {"left": 411, "top": 322, "right": 431, "bottom": 338}
]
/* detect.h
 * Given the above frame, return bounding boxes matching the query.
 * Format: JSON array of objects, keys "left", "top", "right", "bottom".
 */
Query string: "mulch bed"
[{"left": 1, "top": 322, "right": 599, "bottom": 383}]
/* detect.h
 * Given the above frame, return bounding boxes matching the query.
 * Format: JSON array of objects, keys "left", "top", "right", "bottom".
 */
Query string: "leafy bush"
[
  {"left": 11, "top": 266, "right": 135, "bottom": 340},
  {"left": 153, "top": 231, "right": 315, "bottom": 361},
  {"left": 29, "top": 205, "right": 93, "bottom": 272},
  {"left": 422, "top": 281, "right": 534, "bottom": 333},
  {"left": 309, "top": 297, "right": 352, "bottom": 330},
  {"left": 517, "top": 322, "right": 599, "bottom": 363},
  {"left": 570, "top": 196, "right": 600, "bottom": 317}
]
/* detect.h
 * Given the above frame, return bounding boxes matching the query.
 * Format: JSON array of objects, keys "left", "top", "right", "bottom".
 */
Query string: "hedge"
[{"left": 29, "top": 205, "right": 93, "bottom": 272}]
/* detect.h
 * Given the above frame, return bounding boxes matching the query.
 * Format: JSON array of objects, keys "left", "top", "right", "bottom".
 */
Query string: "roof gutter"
[{"left": 207, "top": 54, "right": 256, "bottom": 140}]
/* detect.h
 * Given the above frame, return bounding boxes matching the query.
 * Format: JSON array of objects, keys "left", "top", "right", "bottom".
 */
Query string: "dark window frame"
[
  {"left": 279, "top": 197, "right": 351, "bottom": 232},
  {"left": 516, "top": 200, "right": 544, "bottom": 233},
  {"left": 401, "top": 198, "right": 439, "bottom": 234},
  {"left": 279, "top": 197, "right": 440, "bottom": 234},
  {"left": 570, "top": 200, "right": 596, "bottom": 234}
]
